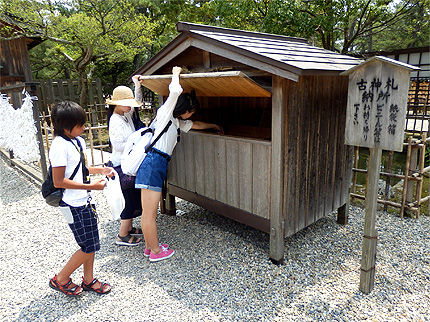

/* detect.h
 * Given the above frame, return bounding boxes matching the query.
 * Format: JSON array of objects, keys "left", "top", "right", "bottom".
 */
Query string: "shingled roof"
[{"left": 135, "top": 22, "right": 361, "bottom": 82}]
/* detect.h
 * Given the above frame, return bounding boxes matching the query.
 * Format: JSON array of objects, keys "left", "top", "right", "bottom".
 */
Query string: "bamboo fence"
[
  {"left": 40, "top": 105, "right": 109, "bottom": 167},
  {"left": 350, "top": 134, "right": 429, "bottom": 217}
]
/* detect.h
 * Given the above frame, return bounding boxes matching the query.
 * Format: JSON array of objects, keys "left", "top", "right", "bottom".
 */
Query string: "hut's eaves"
[{"left": 135, "top": 22, "right": 361, "bottom": 80}]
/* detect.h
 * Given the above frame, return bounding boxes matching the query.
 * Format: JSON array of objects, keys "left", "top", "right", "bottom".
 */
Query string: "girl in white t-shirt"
[
  {"left": 48, "top": 101, "right": 114, "bottom": 296},
  {"left": 106, "top": 83, "right": 143, "bottom": 246},
  {"left": 134, "top": 67, "right": 223, "bottom": 262}
]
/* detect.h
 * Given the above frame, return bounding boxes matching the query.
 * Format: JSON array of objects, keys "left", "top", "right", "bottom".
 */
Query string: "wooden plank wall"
[
  {"left": 0, "top": 38, "right": 32, "bottom": 85},
  {"left": 168, "top": 132, "right": 271, "bottom": 219},
  {"left": 284, "top": 75, "right": 353, "bottom": 237}
]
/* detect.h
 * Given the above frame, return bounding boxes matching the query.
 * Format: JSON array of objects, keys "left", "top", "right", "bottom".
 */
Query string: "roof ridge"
[{"left": 176, "top": 21, "right": 308, "bottom": 44}]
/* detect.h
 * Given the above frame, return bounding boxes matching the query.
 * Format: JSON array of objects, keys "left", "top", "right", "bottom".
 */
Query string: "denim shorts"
[{"left": 135, "top": 148, "right": 171, "bottom": 192}]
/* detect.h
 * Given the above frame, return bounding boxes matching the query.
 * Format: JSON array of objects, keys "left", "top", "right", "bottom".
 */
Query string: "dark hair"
[
  {"left": 173, "top": 91, "right": 199, "bottom": 118},
  {"left": 106, "top": 105, "right": 115, "bottom": 129},
  {"left": 51, "top": 101, "right": 86, "bottom": 137}
]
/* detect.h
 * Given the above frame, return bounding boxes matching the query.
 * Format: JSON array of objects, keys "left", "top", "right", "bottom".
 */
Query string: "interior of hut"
[{"left": 148, "top": 48, "right": 273, "bottom": 141}]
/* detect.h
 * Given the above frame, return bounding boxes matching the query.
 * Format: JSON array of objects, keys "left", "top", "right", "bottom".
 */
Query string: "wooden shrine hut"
[
  {"left": 134, "top": 22, "right": 361, "bottom": 262},
  {"left": 0, "top": 14, "right": 43, "bottom": 107}
]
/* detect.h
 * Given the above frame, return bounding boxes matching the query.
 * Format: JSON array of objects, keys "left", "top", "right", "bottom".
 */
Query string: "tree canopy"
[
  {"left": 1, "top": 0, "right": 156, "bottom": 104},
  {"left": 1, "top": 0, "right": 428, "bottom": 103}
]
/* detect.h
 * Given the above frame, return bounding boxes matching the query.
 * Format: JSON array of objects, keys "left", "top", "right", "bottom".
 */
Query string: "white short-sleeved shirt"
[
  {"left": 109, "top": 109, "right": 135, "bottom": 166},
  {"left": 49, "top": 136, "right": 90, "bottom": 207}
]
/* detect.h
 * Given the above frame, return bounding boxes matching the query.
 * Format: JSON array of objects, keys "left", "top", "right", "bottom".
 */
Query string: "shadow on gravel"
[
  {"left": 93, "top": 202, "right": 362, "bottom": 320},
  {"left": 17, "top": 293, "right": 100, "bottom": 320}
]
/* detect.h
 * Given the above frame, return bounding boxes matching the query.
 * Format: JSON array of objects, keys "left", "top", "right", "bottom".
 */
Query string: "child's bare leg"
[
  {"left": 81, "top": 252, "right": 111, "bottom": 292},
  {"left": 82, "top": 252, "right": 95, "bottom": 283},
  {"left": 141, "top": 189, "right": 162, "bottom": 254},
  {"left": 56, "top": 249, "right": 88, "bottom": 284}
]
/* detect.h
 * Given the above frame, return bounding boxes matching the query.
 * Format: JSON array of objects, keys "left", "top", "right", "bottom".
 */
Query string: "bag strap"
[
  {"left": 68, "top": 159, "right": 81, "bottom": 180},
  {"left": 72, "top": 137, "right": 91, "bottom": 185},
  {"left": 60, "top": 135, "right": 88, "bottom": 182},
  {"left": 48, "top": 158, "right": 81, "bottom": 180},
  {"left": 145, "top": 120, "right": 172, "bottom": 153}
]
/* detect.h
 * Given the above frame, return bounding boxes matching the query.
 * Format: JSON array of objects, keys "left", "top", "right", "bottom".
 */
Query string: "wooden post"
[
  {"left": 384, "top": 150, "right": 394, "bottom": 212},
  {"left": 97, "top": 123, "right": 103, "bottom": 166},
  {"left": 415, "top": 133, "right": 427, "bottom": 218},
  {"left": 8, "top": 150, "right": 14, "bottom": 166},
  {"left": 88, "top": 124, "right": 95, "bottom": 166},
  {"left": 400, "top": 137, "right": 413, "bottom": 217},
  {"left": 359, "top": 147, "right": 382, "bottom": 294},
  {"left": 203, "top": 51, "right": 211, "bottom": 69},
  {"left": 337, "top": 199, "right": 349, "bottom": 225},
  {"left": 27, "top": 82, "right": 48, "bottom": 180},
  {"left": 342, "top": 56, "right": 417, "bottom": 294},
  {"left": 351, "top": 146, "right": 359, "bottom": 197},
  {"left": 160, "top": 180, "right": 166, "bottom": 214},
  {"left": 406, "top": 146, "right": 418, "bottom": 205},
  {"left": 269, "top": 75, "right": 286, "bottom": 264},
  {"left": 165, "top": 193, "right": 176, "bottom": 216},
  {"left": 42, "top": 112, "right": 50, "bottom": 151},
  {"left": 48, "top": 106, "right": 54, "bottom": 137}
]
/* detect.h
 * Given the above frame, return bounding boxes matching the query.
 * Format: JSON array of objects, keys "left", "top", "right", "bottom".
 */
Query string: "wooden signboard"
[
  {"left": 344, "top": 57, "right": 416, "bottom": 152},
  {"left": 342, "top": 56, "right": 419, "bottom": 294}
]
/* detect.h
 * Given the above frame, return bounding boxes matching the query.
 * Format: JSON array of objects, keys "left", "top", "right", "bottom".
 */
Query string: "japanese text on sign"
[{"left": 344, "top": 60, "right": 410, "bottom": 152}]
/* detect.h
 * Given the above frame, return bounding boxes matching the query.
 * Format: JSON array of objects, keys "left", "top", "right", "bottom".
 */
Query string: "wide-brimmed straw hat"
[{"left": 106, "top": 86, "right": 141, "bottom": 107}]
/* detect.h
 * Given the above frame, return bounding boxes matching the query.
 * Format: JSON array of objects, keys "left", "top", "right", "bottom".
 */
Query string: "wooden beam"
[
  {"left": 203, "top": 51, "right": 211, "bottom": 69},
  {"left": 191, "top": 38, "right": 300, "bottom": 82},
  {"left": 337, "top": 202, "right": 349, "bottom": 225},
  {"left": 167, "top": 184, "right": 270, "bottom": 233},
  {"left": 144, "top": 39, "right": 192, "bottom": 76}
]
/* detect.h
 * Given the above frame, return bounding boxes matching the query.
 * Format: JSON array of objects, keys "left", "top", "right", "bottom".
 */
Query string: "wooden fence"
[
  {"left": 39, "top": 102, "right": 156, "bottom": 168},
  {"left": 350, "top": 134, "right": 429, "bottom": 217},
  {"left": 35, "top": 79, "right": 104, "bottom": 114},
  {"left": 40, "top": 105, "right": 110, "bottom": 167},
  {"left": 406, "top": 80, "right": 430, "bottom": 134}
]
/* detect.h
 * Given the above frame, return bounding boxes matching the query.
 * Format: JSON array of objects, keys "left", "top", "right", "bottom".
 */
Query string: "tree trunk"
[
  {"left": 78, "top": 72, "right": 87, "bottom": 107},
  {"left": 75, "top": 47, "right": 93, "bottom": 107}
]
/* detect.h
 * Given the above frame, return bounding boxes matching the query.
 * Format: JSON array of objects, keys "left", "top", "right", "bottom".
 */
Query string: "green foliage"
[
  {"left": 29, "top": 41, "right": 75, "bottom": 79},
  {"left": 1, "top": 0, "right": 428, "bottom": 94},
  {"left": 1, "top": 0, "right": 156, "bottom": 104},
  {"left": 355, "top": 0, "right": 430, "bottom": 51}
]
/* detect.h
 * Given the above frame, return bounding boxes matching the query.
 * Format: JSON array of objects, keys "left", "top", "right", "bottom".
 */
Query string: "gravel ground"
[{"left": 0, "top": 156, "right": 429, "bottom": 322}]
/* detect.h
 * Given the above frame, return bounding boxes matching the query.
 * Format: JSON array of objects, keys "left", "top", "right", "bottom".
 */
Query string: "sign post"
[{"left": 341, "top": 56, "right": 419, "bottom": 294}]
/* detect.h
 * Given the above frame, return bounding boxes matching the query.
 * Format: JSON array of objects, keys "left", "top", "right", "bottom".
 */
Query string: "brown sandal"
[
  {"left": 115, "top": 234, "right": 141, "bottom": 246},
  {"left": 81, "top": 277, "right": 111, "bottom": 294},
  {"left": 49, "top": 275, "right": 83, "bottom": 296}
]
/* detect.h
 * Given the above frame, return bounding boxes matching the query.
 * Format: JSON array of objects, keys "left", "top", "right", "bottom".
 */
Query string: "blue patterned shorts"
[{"left": 59, "top": 201, "right": 100, "bottom": 253}]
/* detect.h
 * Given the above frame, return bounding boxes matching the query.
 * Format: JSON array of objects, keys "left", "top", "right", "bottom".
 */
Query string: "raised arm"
[
  {"left": 132, "top": 75, "right": 143, "bottom": 103},
  {"left": 152, "top": 67, "right": 183, "bottom": 138}
]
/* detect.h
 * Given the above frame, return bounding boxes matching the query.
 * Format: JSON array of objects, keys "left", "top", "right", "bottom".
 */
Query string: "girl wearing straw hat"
[
  {"left": 134, "top": 66, "right": 222, "bottom": 262},
  {"left": 106, "top": 82, "right": 144, "bottom": 246}
]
